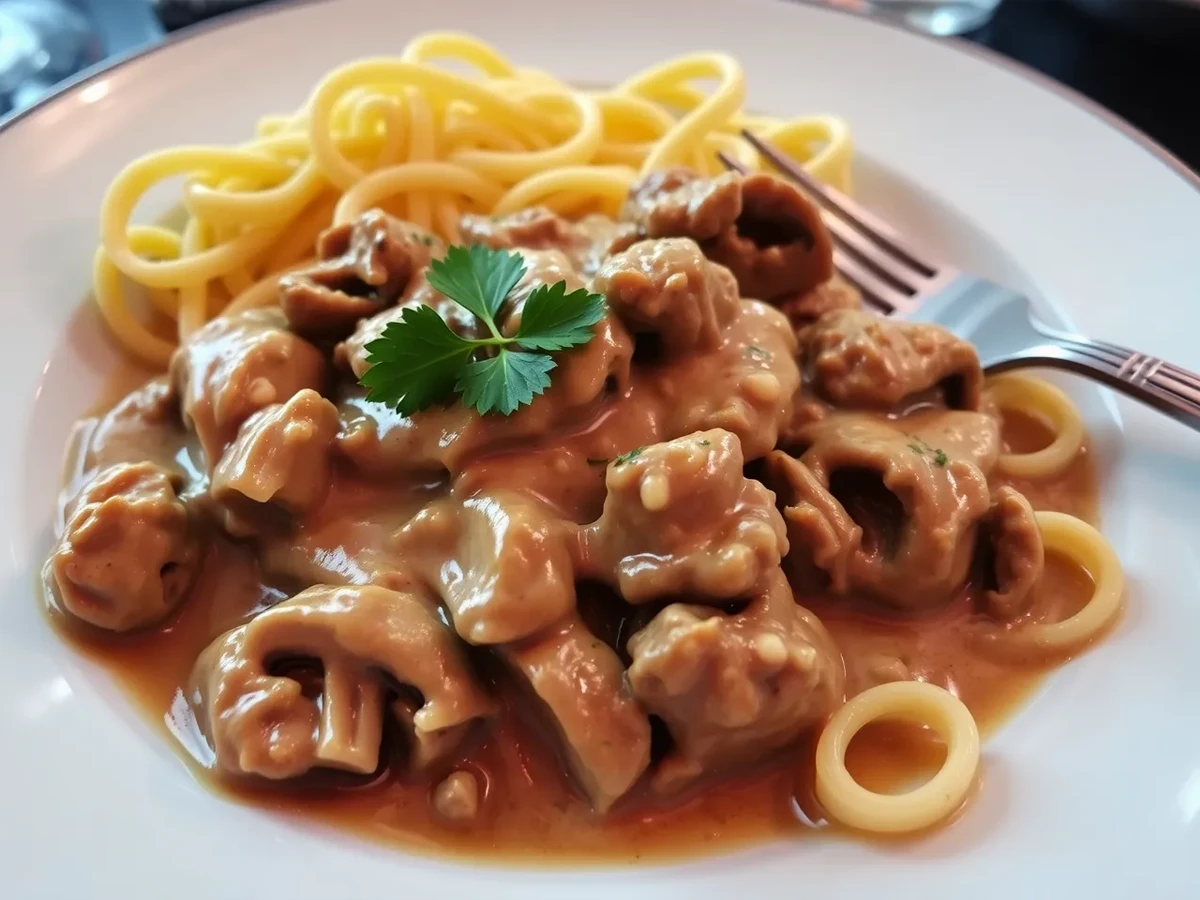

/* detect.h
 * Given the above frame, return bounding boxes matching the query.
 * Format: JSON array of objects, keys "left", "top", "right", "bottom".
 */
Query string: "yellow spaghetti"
[{"left": 94, "top": 32, "right": 854, "bottom": 367}]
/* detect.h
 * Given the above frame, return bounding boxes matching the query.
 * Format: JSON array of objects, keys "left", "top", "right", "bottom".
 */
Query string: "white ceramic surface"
[{"left": 1, "top": 1, "right": 1198, "bottom": 897}]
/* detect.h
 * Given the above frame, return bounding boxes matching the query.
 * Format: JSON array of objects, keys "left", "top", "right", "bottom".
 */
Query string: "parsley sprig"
[{"left": 359, "top": 245, "right": 607, "bottom": 416}]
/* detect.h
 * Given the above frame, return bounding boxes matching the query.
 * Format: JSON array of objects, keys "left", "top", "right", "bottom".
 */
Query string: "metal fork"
[{"left": 718, "top": 133, "right": 1200, "bottom": 432}]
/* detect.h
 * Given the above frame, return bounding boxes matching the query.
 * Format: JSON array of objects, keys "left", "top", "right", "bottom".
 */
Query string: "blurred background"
[{"left": 1, "top": 0, "right": 1197, "bottom": 169}]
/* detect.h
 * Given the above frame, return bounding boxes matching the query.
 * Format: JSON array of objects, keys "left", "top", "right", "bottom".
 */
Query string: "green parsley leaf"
[
  {"left": 426, "top": 244, "right": 526, "bottom": 326},
  {"left": 934, "top": 449, "right": 948, "bottom": 467},
  {"left": 614, "top": 446, "right": 645, "bottom": 467},
  {"left": 358, "top": 244, "right": 608, "bottom": 418},
  {"left": 456, "top": 349, "right": 555, "bottom": 416},
  {"left": 516, "top": 281, "right": 607, "bottom": 352},
  {"left": 360, "top": 306, "right": 475, "bottom": 416}
]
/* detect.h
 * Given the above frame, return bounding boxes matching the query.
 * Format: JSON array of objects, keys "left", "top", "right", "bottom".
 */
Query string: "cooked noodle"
[
  {"left": 988, "top": 374, "right": 1085, "bottom": 479},
  {"left": 94, "top": 32, "right": 853, "bottom": 365},
  {"left": 815, "top": 681, "right": 980, "bottom": 834}
]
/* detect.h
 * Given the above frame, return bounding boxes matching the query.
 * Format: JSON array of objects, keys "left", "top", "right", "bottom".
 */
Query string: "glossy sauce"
[{"left": 49, "top": 392, "right": 1103, "bottom": 862}]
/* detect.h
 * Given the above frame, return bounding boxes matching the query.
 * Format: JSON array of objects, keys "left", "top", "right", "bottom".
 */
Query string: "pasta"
[
  {"left": 93, "top": 32, "right": 853, "bottom": 366},
  {"left": 987, "top": 373, "right": 1086, "bottom": 479},
  {"left": 986, "top": 511, "right": 1124, "bottom": 656},
  {"left": 815, "top": 681, "right": 980, "bottom": 834}
]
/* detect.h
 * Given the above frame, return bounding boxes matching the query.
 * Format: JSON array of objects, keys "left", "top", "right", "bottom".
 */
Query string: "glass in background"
[
  {"left": 816, "top": 0, "right": 1003, "bottom": 35},
  {"left": 0, "top": 0, "right": 161, "bottom": 117}
]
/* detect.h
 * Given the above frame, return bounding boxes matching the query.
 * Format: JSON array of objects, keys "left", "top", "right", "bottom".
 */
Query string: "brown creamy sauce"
[{"left": 53, "top": 391, "right": 1101, "bottom": 863}]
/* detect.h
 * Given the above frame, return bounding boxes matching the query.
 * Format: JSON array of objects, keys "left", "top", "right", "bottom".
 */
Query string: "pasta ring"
[
  {"left": 988, "top": 374, "right": 1085, "bottom": 479},
  {"left": 815, "top": 681, "right": 980, "bottom": 834},
  {"left": 1006, "top": 511, "right": 1123, "bottom": 654}
]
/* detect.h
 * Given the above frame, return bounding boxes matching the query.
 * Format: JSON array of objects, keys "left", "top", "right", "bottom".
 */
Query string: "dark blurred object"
[
  {"left": 1064, "top": 0, "right": 1200, "bottom": 43},
  {"left": 969, "top": 0, "right": 1200, "bottom": 171},
  {"left": 0, "top": 0, "right": 161, "bottom": 116},
  {"left": 154, "top": 0, "right": 268, "bottom": 31}
]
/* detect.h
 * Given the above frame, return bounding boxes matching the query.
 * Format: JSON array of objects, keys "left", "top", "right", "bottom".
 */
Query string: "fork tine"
[
  {"left": 716, "top": 150, "right": 749, "bottom": 174},
  {"left": 740, "top": 130, "right": 939, "bottom": 279},
  {"left": 833, "top": 249, "right": 913, "bottom": 315}
]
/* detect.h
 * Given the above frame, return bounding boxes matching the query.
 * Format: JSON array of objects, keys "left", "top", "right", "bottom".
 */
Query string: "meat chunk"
[
  {"left": 576, "top": 430, "right": 786, "bottom": 603},
  {"left": 496, "top": 248, "right": 586, "bottom": 332},
  {"left": 73, "top": 377, "right": 184, "bottom": 475},
  {"left": 393, "top": 492, "right": 576, "bottom": 644},
  {"left": 801, "top": 309, "right": 982, "bottom": 411},
  {"left": 627, "top": 571, "right": 844, "bottom": 791},
  {"left": 334, "top": 271, "right": 481, "bottom": 380},
  {"left": 978, "top": 486, "right": 1044, "bottom": 619},
  {"left": 336, "top": 310, "right": 633, "bottom": 478},
  {"left": 45, "top": 462, "right": 201, "bottom": 631},
  {"left": 460, "top": 207, "right": 637, "bottom": 277},
  {"left": 573, "top": 213, "right": 641, "bottom": 276},
  {"left": 170, "top": 308, "right": 328, "bottom": 468},
  {"left": 624, "top": 169, "right": 833, "bottom": 301},
  {"left": 279, "top": 209, "right": 441, "bottom": 339},
  {"left": 766, "top": 413, "right": 993, "bottom": 610},
  {"left": 191, "top": 584, "right": 491, "bottom": 780},
  {"left": 505, "top": 616, "right": 651, "bottom": 811},
  {"left": 461, "top": 206, "right": 587, "bottom": 257},
  {"left": 653, "top": 299, "right": 800, "bottom": 460},
  {"left": 211, "top": 388, "right": 341, "bottom": 537},
  {"left": 779, "top": 274, "right": 862, "bottom": 331},
  {"left": 593, "top": 238, "right": 740, "bottom": 356},
  {"left": 623, "top": 168, "right": 741, "bottom": 241}
]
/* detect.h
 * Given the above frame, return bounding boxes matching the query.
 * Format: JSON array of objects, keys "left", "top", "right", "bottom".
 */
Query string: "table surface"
[{"left": 968, "top": 0, "right": 1200, "bottom": 172}]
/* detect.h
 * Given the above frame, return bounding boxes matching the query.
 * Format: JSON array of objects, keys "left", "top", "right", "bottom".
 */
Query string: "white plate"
[{"left": 2, "top": 1, "right": 1199, "bottom": 897}]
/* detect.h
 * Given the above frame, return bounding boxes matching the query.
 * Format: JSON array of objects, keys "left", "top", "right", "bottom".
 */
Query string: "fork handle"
[{"left": 986, "top": 322, "right": 1200, "bottom": 433}]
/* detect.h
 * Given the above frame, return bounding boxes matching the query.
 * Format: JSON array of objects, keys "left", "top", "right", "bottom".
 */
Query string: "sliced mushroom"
[
  {"left": 393, "top": 492, "right": 576, "bottom": 644},
  {"left": 190, "top": 584, "right": 491, "bottom": 780},
  {"left": 764, "top": 450, "right": 861, "bottom": 594},
  {"left": 627, "top": 570, "right": 845, "bottom": 792},
  {"left": 46, "top": 462, "right": 202, "bottom": 632},
  {"left": 504, "top": 616, "right": 651, "bottom": 811},
  {"left": 576, "top": 429, "right": 786, "bottom": 603},
  {"left": 622, "top": 169, "right": 833, "bottom": 301},
  {"left": 768, "top": 412, "right": 993, "bottom": 610},
  {"left": 978, "top": 486, "right": 1045, "bottom": 619},
  {"left": 703, "top": 173, "right": 833, "bottom": 302}
]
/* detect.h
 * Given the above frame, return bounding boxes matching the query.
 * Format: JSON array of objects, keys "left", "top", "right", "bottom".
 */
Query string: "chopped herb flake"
[
  {"left": 745, "top": 345, "right": 769, "bottom": 361},
  {"left": 614, "top": 446, "right": 644, "bottom": 467}
]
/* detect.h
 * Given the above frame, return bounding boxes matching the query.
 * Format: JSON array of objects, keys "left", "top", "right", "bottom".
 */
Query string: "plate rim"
[{"left": 1, "top": 1, "right": 1196, "bottom": 895}]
